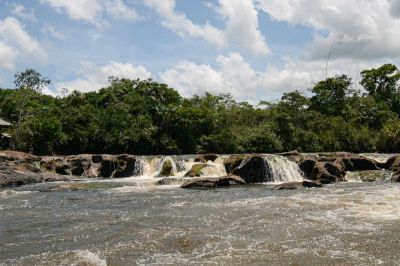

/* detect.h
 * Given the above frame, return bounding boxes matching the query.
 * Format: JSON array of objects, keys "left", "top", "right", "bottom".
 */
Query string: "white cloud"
[
  {"left": 142, "top": 0, "right": 226, "bottom": 48},
  {"left": 39, "top": 0, "right": 141, "bottom": 25},
  {"left": 104, "top": 0, "right": 141, "bottom": 22},
  {"left": 161, "top": 52, "right": 392, "bottom": 102},
  {"left": 256, "top": 0, "right": 400, "bottom": 61},
  {"left": 10, "top": 3, "right": 37, "bottom": 22},
  {"left": 161, "top": 61, "right": 232, "bottom": 97},
  {"left": 41, "top": 24, "right": 65, "bottom": 40},
  {"left": 217, "top": 0, "right": 270, "bottom": 55},
  {"left": 0, "top": 17, "right": 46, "bottom": 69},
  {"left": 39, "top": 0, "right": 105, "bottom": 25},
  {"left": 0, "top": 41, "right": 16, "bottom": 70},
  {"left": 57, "top": 61, "right": 152, "bottom": 93}
]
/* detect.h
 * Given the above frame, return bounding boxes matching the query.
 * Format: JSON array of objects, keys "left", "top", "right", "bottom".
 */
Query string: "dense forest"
[{"left": 0, "top": 64, "right": 400, "bottom": 156}]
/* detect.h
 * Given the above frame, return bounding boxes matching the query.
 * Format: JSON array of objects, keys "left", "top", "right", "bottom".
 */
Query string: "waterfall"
[{"left": 262, "top": 155, "right": 304, "bottom": 182}]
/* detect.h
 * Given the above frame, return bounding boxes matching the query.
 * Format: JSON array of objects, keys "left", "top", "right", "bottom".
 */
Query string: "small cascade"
[
  {"left": 154, "top": 156, "right": 178, "bottom": 177},
  {"left": 262, "top": 155, "right": 304, "bottom": 182},
  {"left": 133, "top": 157, "right": 145, "bottom": 176}
]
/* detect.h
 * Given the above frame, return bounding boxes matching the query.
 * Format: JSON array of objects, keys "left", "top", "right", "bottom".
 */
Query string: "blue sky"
[{"left": 0, "top": 0, "right": 399, "bottom": 102}]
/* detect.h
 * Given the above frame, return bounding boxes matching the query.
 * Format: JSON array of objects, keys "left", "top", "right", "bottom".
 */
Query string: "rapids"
[{"left": 1, "top": 182, "right": 400, "bottom": 265}]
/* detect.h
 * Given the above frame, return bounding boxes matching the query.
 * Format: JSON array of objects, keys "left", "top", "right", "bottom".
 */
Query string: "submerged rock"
[
  {"left": 181, "top": 175, "right": 246, "bottom": 189},
  {"left": 274, "top": 180, "right": 323, "bottom": 190},
  {"left": 184, "top": 164, "right": 207, "bottom": 177}
]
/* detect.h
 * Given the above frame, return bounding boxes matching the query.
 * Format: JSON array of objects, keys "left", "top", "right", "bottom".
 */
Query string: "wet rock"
[
  {"left": 385, "top": 156, "right": 400, "bottom": 172},
  {"left": 279, "top": 150, "right": 304, "bottom": 163},
  {"left": 184, "top": 164, "right": 207, "bottom": 177},
  {"left": 299, "top": 159, "right": 316, "bottom": 178},
  {"left": 231, "top": 155, "right": 267, "bottom": 183},
  {"left": 0, "top": 166, "right": 69, "bottom": 188},
  {"left": 112, "top": 154, "right": 137, "bottom": 178},
  {"left": 157, "top": 177, "right": 184, "bottom": 185},
  {"left": 181, "top": 175, "right": 246, "bottom": 189},
  {"left": 309, "top": 161, "right": 346, "bottom": 184},
  {"left": 340, "top": 156, "right": 380, "bottom": 171},
  {"left": 274, "top": 180, "right": 323, "bottom": 190},
  {"left": 158, "top": 158, "right": 175, "bottom": 177},
  {"left": 391, "top": 173, "right": 400, "bottom": 182},
  {"left": 194, "top": 154, "right": 218, "bottom": 163},
  {"left": 224, "top": 154, "right": 246, "bottom": 174}
]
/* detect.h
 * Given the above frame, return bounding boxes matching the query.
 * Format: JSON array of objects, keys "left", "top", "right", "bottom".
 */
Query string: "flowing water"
[{"left": 1, "top": 154, "right": 400, "bottom": 265}]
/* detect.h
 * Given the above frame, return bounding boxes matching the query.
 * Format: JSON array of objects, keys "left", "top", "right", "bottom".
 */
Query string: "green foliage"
[{"left": 1, "top": 65, "right": 400, "bottom": 155}]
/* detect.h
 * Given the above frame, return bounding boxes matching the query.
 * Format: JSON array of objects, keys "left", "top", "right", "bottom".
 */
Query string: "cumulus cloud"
[
  {"left": 161, "top": 52, "right": 390, "bottom": 102},
  {"left": 57, "top": 61, "right": 152, "bottom": 93},
  {"left": 142, "top": 0, "right": 226, "bottom": 48},
  {"left": 39, "top": 0, "right": 104, "bottom": 25},
  {"left": 143, "top": 0, "right": 270, "bottom": 55},
  {"left": 39, "top": 0, "right": 140, "bottom": 25},
  {"left": 217, "top": 0, "right": 270, "bottom": 55},
  {"left": 0, "top": 41, "right": 16, "bottom": 70},
  {"left": 0, "top": 17, "right": 46, "bottom": 69},
  {"left": 256, "top": 0, "right": 400, "bottom": 61}
]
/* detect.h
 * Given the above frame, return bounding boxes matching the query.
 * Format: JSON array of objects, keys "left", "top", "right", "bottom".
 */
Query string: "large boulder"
[
  {"left": 340, "top": 156, "right": 380, "bottom": 171},
  {"left": 112, "top": 154, "right": 137, "bottom": 178},
  {"left": 299, "top": 159, "right": 316, "bottom": 178},
  {"left": 181, "top": 175, "right": 246, "bottom": 189},
  {"left": 309, "top": 161, "right": 346, "bottom": 184},
  {"left": 231, "top": 155, "right": 268, "bottom": 183},
  {"left": 224, "top": 154, "right": 246, "bottom": 175}
]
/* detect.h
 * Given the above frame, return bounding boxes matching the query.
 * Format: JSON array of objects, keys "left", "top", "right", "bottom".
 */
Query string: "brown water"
[{"left": 1, "top": 181, "right": 400, "bottom": 265}]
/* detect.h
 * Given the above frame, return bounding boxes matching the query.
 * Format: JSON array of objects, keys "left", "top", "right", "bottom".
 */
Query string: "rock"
[
  {"left": 157, "top": 177, "right": 184, "bottom": 185},
  {"left": 0, "top": 150, "right": 40, "bottom": 163},
  {"left": 279, "top": 150, "right": 304, "bottom": 163},
  {"left": 194, "top": 154, "right": 218, "bottom": 163},
  {"left": 309, "top": 161, "right": 346, "bottom": 184},
  {"left": 158, "top": 158, "right": 175, "bottom": 177},
  {"left": 299, "top": 159, "right": 316, "bottom": 178},
  {"left": 0, "top": 166, "right": 69, "bottom": 188},
  {"left": 385, "top": 156, "right": 400, "bottom": 172},
  {"left": 112, "top": 154, "right": 137, "bottom": 178},
  {"left": 181, "top": 175, "right": 246, "bottom": 189},
  {"left": 232, "top": 155, "right": 267, "bottom": 183},
  {"left": 274, "top": 180, "right": 323, "bottom": 190},
  {"left": 224, "top": 154, "right": 246, "bottom": 174},
  {"left": 391, "top": 173, "right": 400, "bottom": 182},
  {"left": 184, "top": 164, "right": 208, "bottom": 177},
  {"left": 340, "top": 156, "right": 380, "bottom": 171}
]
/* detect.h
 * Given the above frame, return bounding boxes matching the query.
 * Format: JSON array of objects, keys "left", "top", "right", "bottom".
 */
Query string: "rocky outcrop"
[
  {"left": 225, "top": 155, "right": 268, "bottom": 183},
  {"left": 181, "top": 175, "right": 246, "bottom": 189}
]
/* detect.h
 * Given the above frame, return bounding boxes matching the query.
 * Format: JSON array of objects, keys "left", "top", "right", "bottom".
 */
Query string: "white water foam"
[{"left": 263, "top": 155, "right": 304, "bottom": 182}]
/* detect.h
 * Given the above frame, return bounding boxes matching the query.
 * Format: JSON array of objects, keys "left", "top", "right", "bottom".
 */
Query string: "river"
[{"left": 1, "top": 181, "right": 400, "bottom": 265}]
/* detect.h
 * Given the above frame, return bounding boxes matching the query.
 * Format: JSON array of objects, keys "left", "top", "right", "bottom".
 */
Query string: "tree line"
[{"left": 0, "top": 64, "right": 399, "bottom": 155}]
